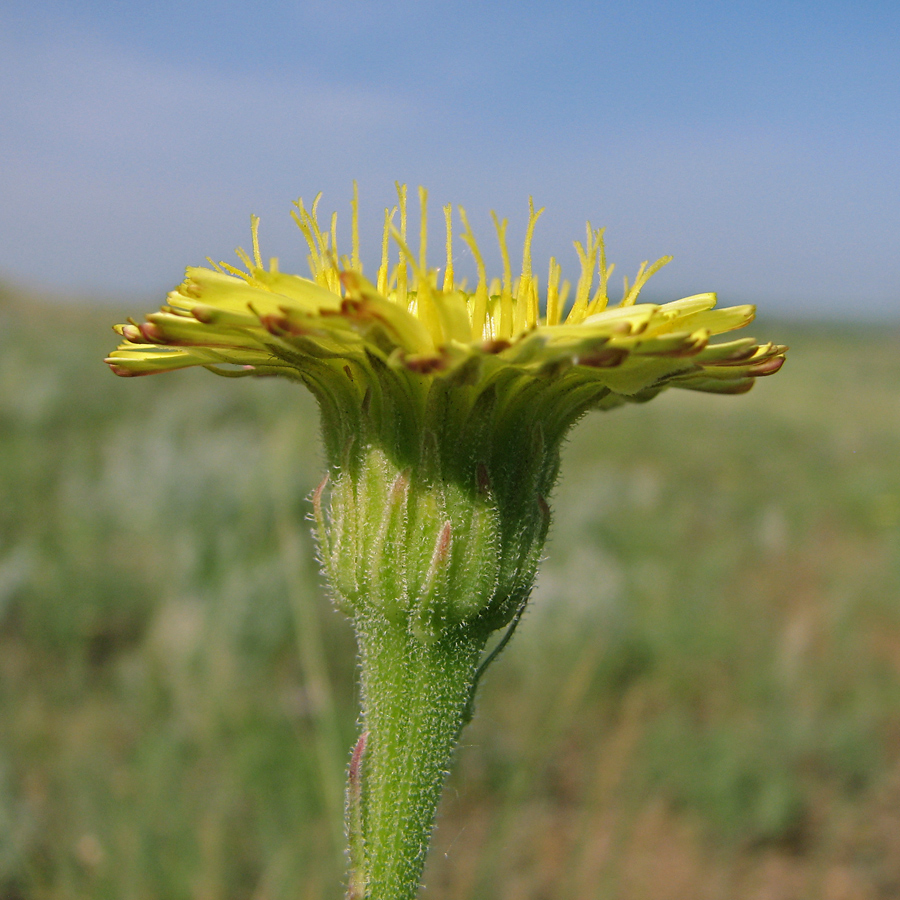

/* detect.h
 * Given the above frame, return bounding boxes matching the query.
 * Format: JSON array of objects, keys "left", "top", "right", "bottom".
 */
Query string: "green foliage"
[{"left": 2, "top": 295, "right": 899, "bottom": 897}]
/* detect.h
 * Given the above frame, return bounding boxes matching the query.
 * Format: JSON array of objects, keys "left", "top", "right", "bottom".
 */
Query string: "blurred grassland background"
[{"left": 1, "top": 285, "right": 899, "bottom": 900}]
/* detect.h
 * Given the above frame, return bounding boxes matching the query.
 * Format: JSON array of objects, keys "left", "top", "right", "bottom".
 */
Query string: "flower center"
[{"left": 289, "top": 182, "right": 672, "bottom": 344}]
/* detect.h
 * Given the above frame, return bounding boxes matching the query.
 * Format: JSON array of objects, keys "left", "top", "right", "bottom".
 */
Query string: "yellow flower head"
[
  {"left": 107, "top": 183, "right": 785, "bottom": 411},
  {"left": 108, "top": 184, "right": 786, "bottom": 629}
]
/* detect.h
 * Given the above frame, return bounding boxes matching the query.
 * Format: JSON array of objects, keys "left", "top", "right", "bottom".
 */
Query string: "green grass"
[{"left": 1, "top": 290, "right": 899, "bottom": 899}]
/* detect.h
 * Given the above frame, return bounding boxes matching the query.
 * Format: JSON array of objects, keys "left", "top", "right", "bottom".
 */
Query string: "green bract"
[{"left": 107, "top": 184, "right": 786, "bottom": 900}]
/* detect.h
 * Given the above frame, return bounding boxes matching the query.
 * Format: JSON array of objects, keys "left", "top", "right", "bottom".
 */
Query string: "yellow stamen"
[
  {"left": 220, "top": 260, "right": 249, "bottom": 279},
  {"left": 459, "top": 207, "right": 489, "bottom": 340},
  {"left": 234, "top": 246, "right": 254, "bottom": 271},
  {"left": 526, "top": 274, "right": 539, "bottom": 328},
  {"left": 297, "top": 193, "right": 339, "bottom": 293},
  {"left": 390, "top": 226, "right": 447, "bottom": 345},
  {"left": 620, "top": 255, "right": 673, "bottom": 306},
  {"left": 291, "top": 197, "right": 327, "bottom": 286},
  {"left": 251, "top": 214, "right": 263, "bottom": 268},
  {"left": 418, "top": 186, "right": 428, "bottom": 282},
  {"left": 567, "top": 224, "right": 602, "bottom": 323},
  {"left": 351, "top": 181, "right": 360, "bottom": 273},
  {"left": 520, "top": 199, "right": 544, "bottom": 329},
  {"left": 546, "top": 258, "right": 561, "bottom": 326},
  {"left": 442, "top": 204, "right": 454, "bottom": 293},
  {"left": 585, "top": 227, "right": 613, "bottom": 316},
  {"left": 330, "top": 212, "right": 338, "bottom": 268},
  {"left": 520, "top": 199, "right": 541, "bottom": 284},
  {"left": 396, "top": 183, "right": 408, "bottom": 307},
  {"left": 377, "top": 206, "right": 396, "bottom": 296},
  {"left": 310, "top": 194, "right": 328, "bottom": 258},
  {"left": 491, "top": 212, "right": 514, "bottom": 339}
]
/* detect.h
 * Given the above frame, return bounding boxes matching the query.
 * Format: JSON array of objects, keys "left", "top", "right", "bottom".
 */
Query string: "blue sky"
[{"left": 2, "top": 0, "right": 898, "bottom": 317}]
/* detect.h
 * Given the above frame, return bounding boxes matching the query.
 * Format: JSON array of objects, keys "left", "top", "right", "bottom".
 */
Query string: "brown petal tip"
[{"left": 749, "top": 356, "right": 786, "bottom": 377}]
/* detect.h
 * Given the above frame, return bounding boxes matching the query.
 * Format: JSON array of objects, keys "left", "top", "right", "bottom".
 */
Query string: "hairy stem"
[{"left": 354, "top": 610, "right": 486, "bottom": 900}]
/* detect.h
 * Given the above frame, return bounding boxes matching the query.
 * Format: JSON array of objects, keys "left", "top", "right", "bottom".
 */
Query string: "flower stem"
[{"left": 354, "top": 609, "right": 486, "bottom": 900}]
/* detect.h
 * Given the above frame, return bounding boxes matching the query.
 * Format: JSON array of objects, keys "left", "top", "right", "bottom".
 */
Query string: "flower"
[
  {"left": 106, "top": 184, "right": 786, "bottom": 900},
  {"left": 108, "top": 183, "right": 784, "bottom": 397},
  {"left": 107, "top": 182, "right": 786, "bottom": 633}
]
